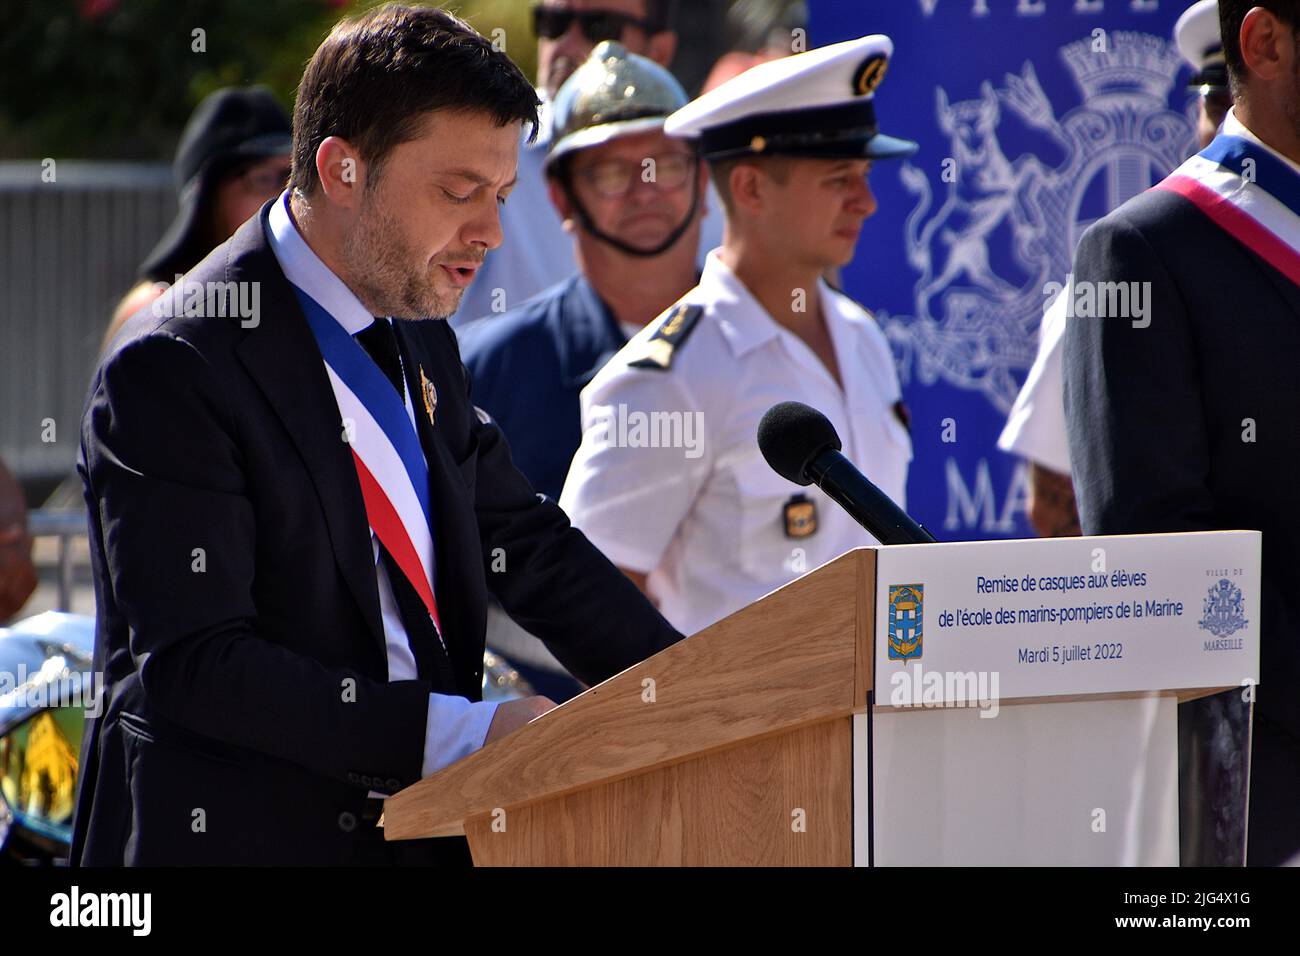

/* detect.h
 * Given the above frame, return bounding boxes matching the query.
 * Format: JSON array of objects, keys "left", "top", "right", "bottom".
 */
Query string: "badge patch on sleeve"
[
  {"left": 783, "top": 493, "right": 817, "bottom": 538},
  {"left": 627, "top": 303, "right": 704, "bottom": 371}
]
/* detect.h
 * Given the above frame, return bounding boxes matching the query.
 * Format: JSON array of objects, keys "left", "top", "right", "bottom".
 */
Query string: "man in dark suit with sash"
[
  {"left": 72, "top": 3, "right": 682, "bottom": 866},
  {"left": 1064, "top": 0, "right": 1300, "bottom": 865}
]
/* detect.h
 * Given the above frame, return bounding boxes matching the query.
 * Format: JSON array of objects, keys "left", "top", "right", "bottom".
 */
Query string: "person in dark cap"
[
  {"left": 105, "top": 85, "right": 291, "bottom": 343},
  {"left": 561, "top": 34, "right": 917, "bottom": 637}
]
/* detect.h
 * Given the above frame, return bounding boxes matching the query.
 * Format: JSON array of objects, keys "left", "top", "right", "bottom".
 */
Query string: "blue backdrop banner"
[{"left": 808, "top": 0, "right": 1197, "bottom": 540}]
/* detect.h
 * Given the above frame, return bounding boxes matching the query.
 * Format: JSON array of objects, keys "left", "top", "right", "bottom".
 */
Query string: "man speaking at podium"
[{"left": 72, "top": 4, "right": 681, "bottom": 866}]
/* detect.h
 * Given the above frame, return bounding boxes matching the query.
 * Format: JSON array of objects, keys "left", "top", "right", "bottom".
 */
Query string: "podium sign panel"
[{"left": 864, "top": 532, "right": 1260, "bottom": 865}]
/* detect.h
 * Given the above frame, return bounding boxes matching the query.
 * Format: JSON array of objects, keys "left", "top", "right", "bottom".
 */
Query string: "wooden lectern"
[{"left": 384, "top": 532, "right": 1260, "bottom": 866}]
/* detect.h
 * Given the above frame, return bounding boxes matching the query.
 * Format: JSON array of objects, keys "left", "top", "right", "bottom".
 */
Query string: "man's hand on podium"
[{"left": 485, "top": 695, "right": 557, "bottom": 745}]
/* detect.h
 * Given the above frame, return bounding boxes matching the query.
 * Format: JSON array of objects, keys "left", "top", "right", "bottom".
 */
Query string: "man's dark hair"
[
  {"left": 290, "top": 3, "right": 540, "bottom": 195},
  {"left": 1220, "top": 0, "right": 1300, "bottom": 94},
  {"left": 708, "top": 154, "right": 791, "bottom": 214}
]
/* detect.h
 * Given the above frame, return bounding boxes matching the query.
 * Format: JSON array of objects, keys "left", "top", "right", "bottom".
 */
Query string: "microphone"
[{"left": 757, "top": 401, "right": 936, "bottom": 546}]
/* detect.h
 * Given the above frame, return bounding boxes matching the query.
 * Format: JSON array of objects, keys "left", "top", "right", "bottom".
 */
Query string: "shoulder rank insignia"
[
  {"left": 627, "top": 303, "right": 704, "bottom": 371},
  {"left": 783, "top": 493, "right": 817, "bottom": 539}
]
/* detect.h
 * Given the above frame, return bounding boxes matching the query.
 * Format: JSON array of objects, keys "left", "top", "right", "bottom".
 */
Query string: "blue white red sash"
[
  {"left": 289, "top": 284, "right": 442, "bottom": 639},
  {"left": 1154, "top": 134, "right": 1300, "bottom": 286}
]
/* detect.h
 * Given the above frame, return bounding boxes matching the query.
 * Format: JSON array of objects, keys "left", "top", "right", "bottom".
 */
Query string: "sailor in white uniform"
[{"left": 560, "top": 34, "right": 917, "bottom": 636}]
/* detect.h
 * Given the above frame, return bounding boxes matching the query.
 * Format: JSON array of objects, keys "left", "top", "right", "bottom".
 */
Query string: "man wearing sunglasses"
[
  {"left": 457, "top": 41, "right": 705, "bottom": 702},
  {"left": 534, "top": 0, "right": 676, "bottom": 96},
  {"left": 451, "top": 1, "right": 686, "bottom": 328}
]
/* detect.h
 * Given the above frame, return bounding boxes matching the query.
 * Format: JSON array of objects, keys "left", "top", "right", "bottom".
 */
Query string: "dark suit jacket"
[
  {"left": 72, "top": 203, "right": 683, "bottom": 865},
  {"left": 1063, "top": 188, "right": 1300, "bottom": 742}
]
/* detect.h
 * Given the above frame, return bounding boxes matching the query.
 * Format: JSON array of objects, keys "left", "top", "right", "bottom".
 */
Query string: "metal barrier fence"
[
  {"left": 0, "top": 161, "right": 174, "bottom": 485},
  {"left": 26, "top": 508, "right": 88, "bottom": 613}
]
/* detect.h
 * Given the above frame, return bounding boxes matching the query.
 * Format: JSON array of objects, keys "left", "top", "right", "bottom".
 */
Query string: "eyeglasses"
[
  {"left": 237, "top": 163, "right": 292, "bottom": 196},
  {"left": 572, "top": 151, "right": 695, "bottom": 198},
  {"left": 532, "top": 5, "right": 658, "bottom": 43}
]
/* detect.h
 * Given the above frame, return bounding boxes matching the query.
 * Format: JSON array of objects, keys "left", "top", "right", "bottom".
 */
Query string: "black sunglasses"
[{"left": 532, "top": 6, "right": 659, "bottom": 43}]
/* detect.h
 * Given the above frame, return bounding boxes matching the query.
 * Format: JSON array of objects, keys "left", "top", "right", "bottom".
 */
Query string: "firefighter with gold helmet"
[{"left": 456, "top": 41, "right": 709, "bottom": 700}]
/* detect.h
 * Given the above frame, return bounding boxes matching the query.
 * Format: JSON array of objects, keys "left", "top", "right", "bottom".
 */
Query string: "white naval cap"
[
  {"left": 664, "top": 34, "right": 917, "bottom": 162},
  {"left": 1174, "top": 0, "right": 1228, "bottom": 93}
]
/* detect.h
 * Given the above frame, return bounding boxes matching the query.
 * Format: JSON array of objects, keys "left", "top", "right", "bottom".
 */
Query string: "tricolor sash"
[
  {"left": 289, "top": 283, "right": 443, "bottom": 640},
  {"left": 1154, "top": 133, "right": 1300, "bottom": 287}
]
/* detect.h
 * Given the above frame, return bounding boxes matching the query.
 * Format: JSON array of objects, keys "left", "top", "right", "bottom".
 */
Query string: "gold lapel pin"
[{"left": 420, "top": 365, "right": 437, "bottom": 427}]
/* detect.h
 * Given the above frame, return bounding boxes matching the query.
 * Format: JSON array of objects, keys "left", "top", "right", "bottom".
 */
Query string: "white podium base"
[{"left": 858, "top": 696, "right": 1179, "bottom": 865}]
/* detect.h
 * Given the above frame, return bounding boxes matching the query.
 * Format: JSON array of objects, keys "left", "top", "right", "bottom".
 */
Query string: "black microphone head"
[{"left": 757, "top": 401, "right": 842, "bottom": 486}]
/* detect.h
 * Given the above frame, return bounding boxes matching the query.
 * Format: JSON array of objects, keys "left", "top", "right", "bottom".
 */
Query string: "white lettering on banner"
[
  {"left": 889, "top": 31, "right": 1190, "bottom": 413},
  {"left": 944, "top": 458, "right": 1027, "bottom": 533}
]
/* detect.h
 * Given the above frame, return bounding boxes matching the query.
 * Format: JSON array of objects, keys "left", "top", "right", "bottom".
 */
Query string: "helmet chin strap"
[{"left": 561, "top": 173, "right": 702, "bottom": 258}]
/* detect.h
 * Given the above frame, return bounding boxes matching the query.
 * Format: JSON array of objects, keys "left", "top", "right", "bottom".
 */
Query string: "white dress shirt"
[
  {"left": 265, "top": 191, "right": 497, "bottom": 785},
  {"left": 998, "top": 288, "right": 1072, "bottom": 475},
  {"left": 1224, "top": 105, "right": 1300, "bottom": 177},
  {"left": 561, "top": 249, "right": 911, "bottom": 637}
]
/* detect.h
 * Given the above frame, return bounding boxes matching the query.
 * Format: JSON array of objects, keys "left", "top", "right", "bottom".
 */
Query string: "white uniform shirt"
[
  {"left": 560, "top": 249, "right": 911, "bottom": 637},
  {"left": 998, "top": 288, "right": 1072, "bottom": 475}
]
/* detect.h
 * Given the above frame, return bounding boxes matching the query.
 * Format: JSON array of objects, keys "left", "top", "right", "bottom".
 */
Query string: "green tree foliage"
[{"left": 0, "top": 0, "right": 536, "bottom": 160}]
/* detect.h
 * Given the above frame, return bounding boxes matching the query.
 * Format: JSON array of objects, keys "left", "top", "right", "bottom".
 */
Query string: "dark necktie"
[
  {"left": 353, "top": 319, "right": 457, "bottom": 691},
  {"left": 383, "top": 546, "right": 456, "bottom": 691},
  {"left": 355, "top": 318, "right": 405, "bottom": 397}
]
